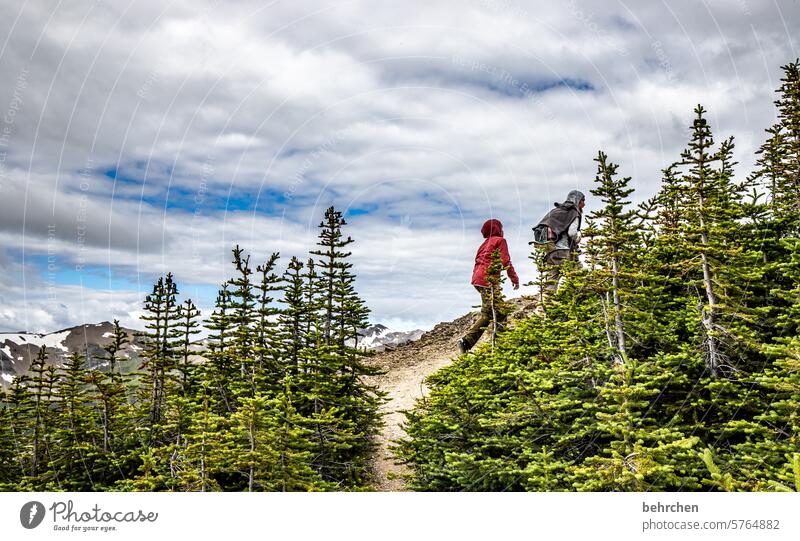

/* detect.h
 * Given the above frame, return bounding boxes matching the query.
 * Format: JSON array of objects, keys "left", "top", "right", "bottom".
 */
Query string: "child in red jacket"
[{"left": 458, "top": 219, "right": 519, "bottom": 353}]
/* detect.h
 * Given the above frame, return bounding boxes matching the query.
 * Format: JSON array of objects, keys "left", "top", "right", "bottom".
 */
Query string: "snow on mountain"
[
  {"left": 355, "top": 324, "right": 425, "bottom": 351},
  {"left": 0, "top": 320, "right": 425, "bottom": 389},
  {"left": 0, "top": 322, "right": 145, "bottom": 389},
  {"left": 3, "top": 329, "right": 73, "bottom": 352}
]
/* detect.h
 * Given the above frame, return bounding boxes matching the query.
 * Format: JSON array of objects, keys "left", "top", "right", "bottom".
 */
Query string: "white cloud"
[{"left": 0, "top": 0, "right": 797, "bottom": 331}]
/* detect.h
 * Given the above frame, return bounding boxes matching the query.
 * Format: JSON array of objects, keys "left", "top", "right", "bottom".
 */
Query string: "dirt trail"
[{"left": 367, "top": 296, "right": 537, "bottom": 491}]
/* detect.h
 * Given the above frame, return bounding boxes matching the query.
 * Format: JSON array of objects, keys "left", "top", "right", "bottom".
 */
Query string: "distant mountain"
[
  {"left": 0, "top": 322, "right": 145, "bottom": 388},
  {"left": 356, "top": 324, "right": 425, "bottom": 351},
  {"left": 0, "top": 321, "right": 425, "bottom": 389}
]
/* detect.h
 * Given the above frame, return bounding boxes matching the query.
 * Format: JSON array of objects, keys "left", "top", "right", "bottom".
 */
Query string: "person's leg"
[
  {"left": 460, "top": 286, "right": 493, "bottom": 350},
  {"left": 543, "top": 250, "right": 569, "bottom": 293},
  {"left": 539, "top": 249, "right": 571, "bottom": 313},
  {"left": 488, "top": 283, "right": 508, "bottom": 335}
]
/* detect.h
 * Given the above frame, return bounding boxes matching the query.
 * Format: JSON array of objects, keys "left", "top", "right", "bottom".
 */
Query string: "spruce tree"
[
  {"left": 5, "top": 377, "right": 32, "bottom": 488},
  {"left": 175, "top": 300, "right": 202, "bottom": 397},
  {"left": 228, "top": 246, "right": 259, "bottom": 400},
  {"left": 86, "top": 320, "right": 134, "bottom": 487},
  {"left": 0, "top": 397, "right": 21, "bottom": 489},
  {"left": 136, "top": 273, "right": 180, "bottom": 444},
  {"left": 280, "top": 257, "right": 309, "bottom": 378},
  {"left": 572, "top": 152, "right": 702, "bottom": 490},
  {"left": 225, "top": 390, "right": 325, "bottom": 491},
  {"left": 254, "top": 252, "right": 284, "bottom": 395},
  {"left": 152, "top": 298, "right": 204, "bottom": 489},
  {"left": 306, "top": 206, "right": 384, "bottom": 486},
  {"left": 204, "top": 283, "right": 236, "bottom": 413},
  {"left": 173, "top": 383, "right": 229, "bottom": 491},
  {"left": 51, "top": 351, "right": 100, "bottom": 490},
  {"left": 27, "top": 347, "right": 56, "bottom": 482},
  {"left": 754, "top": 236, "right": 800, "bottom": 488},
  {"left": 751, "top": 59, "right": 800, "bottom": 230}
]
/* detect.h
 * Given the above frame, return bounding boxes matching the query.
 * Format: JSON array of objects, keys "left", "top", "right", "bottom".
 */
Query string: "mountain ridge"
[
  {"left": 0, "top": 321, "right": 146, "bottom": 388},
  {"left": 0, "top": 320, "right": 426, "bottom": 388}
]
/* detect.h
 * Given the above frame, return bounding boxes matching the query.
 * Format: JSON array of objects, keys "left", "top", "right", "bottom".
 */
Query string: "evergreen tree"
[
  {"left": 306, "top": 206, "right": 384, "bottom": 486},
  {"left": 0, "top": 397, "right": 20, "bottom": 489},
  {"left": 754, "top": 237, "right": 800, "bottom": 488},
  {"left": 151, "top": 298, "right": 204, "bottom": 490},
  {"left": 86, "top": 320, "right": 133, "bottom": 487},
  {"left": 173, "top": 383, "right": 229, "bottom": 491},
  {"left": 254, "top": 253, "right": 284, "bottom": 395},
  {"left": 136, "top": 273, "right": 180, "bottom": 444},
  {"left": 204, "top": 283, "right": 236, "bottom": 413},
  {"left": 26, "top": 347, "right": 57, "bottom": 481},
  {"left": 280, "top": 257, "right": 309, "bottom": 378},
  {"left": 228, "top": 246, "right": 259, "bottom": 400},
  {"left": 751, "top": 59, "right": 800, "bottom": 230},
  {"left": 175, "top": 300, "right": 202, "bottom": 397},
  {"left": 4, "top": 377, "right": 32, "bottom": 488},
  {"left": 226, "top": 390, "right": 325, "bottom": 491},
  {"left": 586, "top": 151, "right": 637, "bottom": 365},
  {"left": 51, "top": 351, "right": 100, "bottom": 490}
]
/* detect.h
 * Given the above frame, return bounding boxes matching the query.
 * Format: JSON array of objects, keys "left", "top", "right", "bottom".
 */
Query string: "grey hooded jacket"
[{"left": 553, "top": 190, "right": 585, "bottom": 250}]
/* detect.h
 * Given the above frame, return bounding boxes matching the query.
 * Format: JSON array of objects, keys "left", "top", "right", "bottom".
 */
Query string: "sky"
[{"left": 0, "top": 0, "right": 797, "bottom": 333}]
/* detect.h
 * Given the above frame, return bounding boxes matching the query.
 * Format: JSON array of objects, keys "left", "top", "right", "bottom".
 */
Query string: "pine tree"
[
  {"left": 153, "top": 298, "right": 204, "bottom": 489},
  {"left": 677, "top": 106, "right": 725, "bottom": 376},
  {"left": 228, "top": 246, "right": 259, "bottom": 401},
  {"left": 305, "top": 206, "right": 384, "bottom": 486},
  {"left": 136, "top": 274, "right": 180, "bottom": 444},
  {"left": 85, "top": 320, "right": 133, "bottom": 487},
  {"left": 280, "top": 257, "right": 308, "bottom": 378},
  {"left": 204, "top": 283, "right": 236, "bottom": 413},
  {"left": 175, "top": 300, "right": 202, "bottom": 397},
  {"left": 225, "top": 390, "right": 325, "bottom": 491},
  {"left": 4, "top": 377, "right": 32, "bottom": 488},
  {"left": 0, "top": 397, "right": 21, "bottom": 489},
  {"left": 311, "top": 208, "right": 352, "bottom": 347},
  {"left": 253, "top": 252, "right": 283, "bottom": 395},
  {"left": 51, "top": 351, "right": 100, "bottom": 490},
  {"left": 749, "top": 65, "right": 800, "bottom": 472},
  {"left": 101, "top": 319, "right": 129, "bottom": 375},
  {"left": 586, "top": 151, "right": 637, "bottom": 365},
  {"left": 173, "top": 383, "right": 229, "bottom": 491},
  {"left": 754, "top": 236, "right": 800, "bottom": 488},
  {"left": 27, "top": 347, "right": 56, "bottom": 482},
  {"left": 751, "top": 59, "right": 800, "bottom": 230}
]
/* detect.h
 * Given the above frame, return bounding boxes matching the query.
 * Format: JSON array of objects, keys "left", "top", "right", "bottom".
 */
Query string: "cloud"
[{"left": 0, "top": 0, "right": 797, "bottom": 331}]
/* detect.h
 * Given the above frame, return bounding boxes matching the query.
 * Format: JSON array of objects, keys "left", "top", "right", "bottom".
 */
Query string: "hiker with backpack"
[
  {"left": 531, "top": 190, "right": 585, "bottom": 299},
  {"left": 458, "top": 219, "right": 519, "bottom": 353}
]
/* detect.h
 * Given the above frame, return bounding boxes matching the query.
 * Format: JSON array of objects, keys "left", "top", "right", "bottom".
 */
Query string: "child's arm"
[{"left": 499, "top": 239, "right": 519, "bottom": 288}]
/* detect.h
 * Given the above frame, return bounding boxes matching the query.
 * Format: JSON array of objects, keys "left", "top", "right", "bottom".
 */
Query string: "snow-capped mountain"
[
  {"left": 0, "top": 322, "right": 145, "bottom": 388},
  {"left": 0, "top": 321, "right": 424, "bottom": 388},
  {"left": 356, "top": 324, "right": 425, "bottom": 351}
]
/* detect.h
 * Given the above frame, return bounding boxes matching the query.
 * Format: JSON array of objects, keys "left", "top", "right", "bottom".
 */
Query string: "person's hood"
[
  {"left": 565, "top": 190, "right": 585, "bottom": 210},
  {"left": 555, "top": 190, "right": 585, "bottom": 211},
  {"left": 481, "top": 219, "right": 504, "bottom": 238}
]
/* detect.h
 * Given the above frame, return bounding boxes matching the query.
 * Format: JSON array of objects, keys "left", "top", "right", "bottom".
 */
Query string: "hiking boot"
[{"left": 457, "top": 338, "right": 470, "bottom": 354}]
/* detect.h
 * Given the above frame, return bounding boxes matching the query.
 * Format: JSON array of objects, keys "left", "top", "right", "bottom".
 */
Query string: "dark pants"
[
  {"left": 462, "top": 284, "right": 508, "bottom": 349},
  {"left": 543, "top": 249, "right": 572, "bottom": 293}
]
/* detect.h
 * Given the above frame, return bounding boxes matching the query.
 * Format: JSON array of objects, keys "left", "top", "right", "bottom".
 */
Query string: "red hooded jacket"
[{"left": 471, "top": 219, "right": 519, "bottom": 288}]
